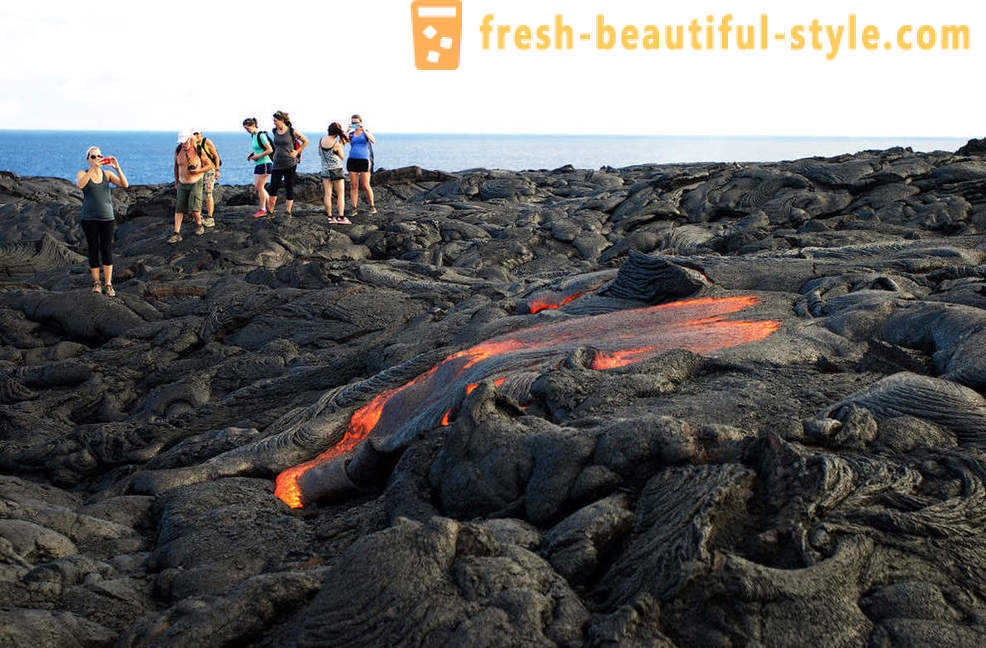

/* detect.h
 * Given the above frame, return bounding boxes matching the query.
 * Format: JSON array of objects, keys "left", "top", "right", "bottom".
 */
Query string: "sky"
[{"left": 2, "top": 0, "right": 982, "bottom": 136}]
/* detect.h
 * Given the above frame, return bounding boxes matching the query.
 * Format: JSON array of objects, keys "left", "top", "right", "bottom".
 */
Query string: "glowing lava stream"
[
  {"left": 529, "top": 292, "right": 583, "bottom": 314},
  {"left": 275, "top": 296, "right": 780, "bottom": 508}
]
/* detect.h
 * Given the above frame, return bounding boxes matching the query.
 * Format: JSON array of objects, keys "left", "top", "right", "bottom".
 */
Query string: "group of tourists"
[
  {"left": 244, "top": 112, "right": 377, "bottom": 225},
  {"left": 77, "top": 112, "right": 380, "bottom": 294}
]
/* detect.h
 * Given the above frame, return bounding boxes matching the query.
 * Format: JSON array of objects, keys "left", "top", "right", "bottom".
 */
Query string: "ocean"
[{"left": 0, "top": 130, "right": 968, "bottom": 187}]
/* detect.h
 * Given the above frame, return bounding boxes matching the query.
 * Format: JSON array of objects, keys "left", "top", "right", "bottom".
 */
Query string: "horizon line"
[{"left": 0, "top": 129, "right": 973, "bottom": 140}]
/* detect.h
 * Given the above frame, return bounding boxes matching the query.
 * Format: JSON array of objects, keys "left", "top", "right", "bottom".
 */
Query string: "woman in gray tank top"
[
  {"left": 76, "top": 146, "right": 129, "bottom": 296},
  {"left": 319, "top": 122, "right": 350, "bottom": 222},
  {"left": 267, "top": 111, "right": 308, "bottom": 217}
]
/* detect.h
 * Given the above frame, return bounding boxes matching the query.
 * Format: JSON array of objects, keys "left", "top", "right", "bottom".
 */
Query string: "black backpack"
[{"left": 255, "top": 131, "right": 274, "bottom": 159}]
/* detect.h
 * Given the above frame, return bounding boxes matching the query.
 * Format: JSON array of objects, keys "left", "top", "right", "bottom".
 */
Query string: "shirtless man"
[{"left": 169, "top": 129, "right": 214, "bottom": 243}]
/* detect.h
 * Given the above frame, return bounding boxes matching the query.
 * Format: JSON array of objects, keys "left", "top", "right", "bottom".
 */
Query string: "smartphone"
[{"left": 100, "top": 156, "right": 115, "bottom": 165}]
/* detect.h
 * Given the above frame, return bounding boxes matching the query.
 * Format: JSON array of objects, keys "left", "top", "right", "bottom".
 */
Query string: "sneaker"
[
  {"left": 369, "top": 207, "right": 378, "bottom": 214},
  {"left": 327, "top": 216, "right": 339, "bottom": 224},
  {"left": 251, "top": 208, "right": 267, "bottom": 219},
  {"left": 92, "top": 280, "right": 102, "bottom": 294},
  {"left": 167, "top": 233, "right": 182, "bottom": 244},
  {"left": 104, "top": 283, "right": 116, "bottom": 297},
  {"left": 195, "top": 225, "right": 205, "bottom": 235},
  {"left": 203, "top": 217, "right": 215, "bottom": 228},
  {"left": 336, "top": 216, "right": 352, "bottom": 225}
]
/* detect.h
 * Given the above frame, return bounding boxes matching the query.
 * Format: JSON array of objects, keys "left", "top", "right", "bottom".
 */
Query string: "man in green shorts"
[{"left": 170, "top": 129, "right": 213, "bottom": 243}]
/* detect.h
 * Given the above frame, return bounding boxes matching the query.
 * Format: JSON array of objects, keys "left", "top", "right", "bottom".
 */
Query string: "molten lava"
[
  {"left": 466, "top": 377, "right": 504, "bottom": 395},
  {"left": 529, "top": 292, "right": 583, "bottom": 314},
  {"left": 591, "top": 346, "right": 660, "bottom": 370},
  {"left": 275, "top": 295, "right": 780, "bottom": 508},
  {"left": 274, "top": 384, "right": 403, "bottom": 509}
]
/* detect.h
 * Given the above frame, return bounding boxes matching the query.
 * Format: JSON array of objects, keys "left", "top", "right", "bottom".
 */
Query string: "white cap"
[{"left": 176, "top": 129, "right": 191, "bottom": 144}]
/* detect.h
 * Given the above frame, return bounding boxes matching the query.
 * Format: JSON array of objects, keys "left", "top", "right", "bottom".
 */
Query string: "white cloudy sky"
[{"left": 2, "top": 0, "right": 982, "bottom": 135}]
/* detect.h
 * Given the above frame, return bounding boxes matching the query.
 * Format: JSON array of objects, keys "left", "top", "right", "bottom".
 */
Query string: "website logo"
[{"left": 411, "top": 0, "right": 463, "bottom": 70}]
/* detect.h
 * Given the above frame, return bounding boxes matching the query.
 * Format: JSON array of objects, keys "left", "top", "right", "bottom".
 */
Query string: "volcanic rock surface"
[{"left": 2, "top": 145, "right": 986, "bottom": 647}]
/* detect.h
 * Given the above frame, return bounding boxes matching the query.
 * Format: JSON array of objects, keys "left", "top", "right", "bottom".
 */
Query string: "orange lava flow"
[
  {"left": 591, "top": 346, "right": 660, "bottom": 370},
  {"left": 466, "top": 376, "right": 507, "bottom": 395},
  {"left": 273, "top": 385, "right": 399, "bottom": 509},
  {"left": 273, "top": 366, "right": 439, "bottom": 508},
  {"left": 529, "top": 292, "right": 584, "bottom": 314},
  {"left": 274, "top": 295, "right": 780, "bottom": 508}
]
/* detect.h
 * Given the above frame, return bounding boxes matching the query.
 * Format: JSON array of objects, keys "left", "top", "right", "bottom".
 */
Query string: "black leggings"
[
  {"left": 269, "top": 167, "right": 296, "bottom": 200},
  {"left": 81, "top": 219, "right": 115, "bottom": 268}
]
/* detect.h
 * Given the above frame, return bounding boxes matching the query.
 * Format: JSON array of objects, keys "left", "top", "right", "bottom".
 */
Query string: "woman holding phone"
[
  {"left": 243, "top": 117, "right": 274, "bottom": 218},
  {"left": 346, "top": 114, "right": 376, "bottom": 216},
  {"left": 76, "top": 146, "right": 128, "bottom": 296}
]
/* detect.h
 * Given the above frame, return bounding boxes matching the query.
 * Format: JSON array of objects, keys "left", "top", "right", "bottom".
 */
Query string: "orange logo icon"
[{"left": 411, "top": 0, "right": 462, "bottom": 70}]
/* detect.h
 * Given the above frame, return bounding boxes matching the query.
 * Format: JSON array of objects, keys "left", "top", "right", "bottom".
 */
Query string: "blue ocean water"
[{"left": 0, "top": 130, "right": 968, "bottom": 187}]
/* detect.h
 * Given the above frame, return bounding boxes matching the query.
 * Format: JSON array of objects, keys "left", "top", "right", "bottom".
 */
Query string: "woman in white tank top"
[{"left": 319, "top": 122, "right": 350, "bottom": 223}]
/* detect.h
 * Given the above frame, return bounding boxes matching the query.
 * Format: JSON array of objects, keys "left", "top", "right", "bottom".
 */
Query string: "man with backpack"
[
  {"left": 170, "top": 129, "right": 212, "bottom": 244},
  {"left": 193, "top": 130, "right": 221, "bottom": 227}
]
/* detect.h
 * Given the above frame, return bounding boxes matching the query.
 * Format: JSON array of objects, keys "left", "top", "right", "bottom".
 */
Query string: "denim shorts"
[{"left": 254, "top": 162, "right": 273, "bottom": 175}]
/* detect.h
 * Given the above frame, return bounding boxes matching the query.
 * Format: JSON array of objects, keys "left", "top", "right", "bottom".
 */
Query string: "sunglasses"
[{"left": 88, "top": 154, "right": 101, "bottom": 159}]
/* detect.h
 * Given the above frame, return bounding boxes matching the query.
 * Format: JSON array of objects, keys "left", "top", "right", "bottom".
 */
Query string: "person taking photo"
[{"left": 76, "top": 146, "right": 128, "bottom": 296}]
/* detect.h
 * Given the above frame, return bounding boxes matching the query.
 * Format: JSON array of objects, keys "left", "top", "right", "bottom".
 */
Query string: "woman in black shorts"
[
  {"left": 76, "top": 146, "right": 128, "bottom": 296},
  {"left": 319, "top": 122, "right": 350, "bottom": 222},
  {"left": 267, "top": 110, "right": 308, "bottom": 217},
  {"left": 346, "top": 114, "right": 376, "bottom": 216},
  {"left": 243, "top": 117, "right": 274, "bottom": 218}
]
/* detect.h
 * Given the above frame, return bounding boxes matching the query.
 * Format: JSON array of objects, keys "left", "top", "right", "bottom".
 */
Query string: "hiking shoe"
[
  {"left": 327, "top": 216, "right": 339, "bottom": 224},
  {"left": 92, "top": 280, "right": 102, "bottom": 294},
  {"left": 369, "top": 207, "right": 378, "bottom": 214},
  {"left": 195, "top": 225, "right": 205, "bottom": 235},
  {"left": 336, "top": 216, "right": 352, "bottom": 225},
  {"left": 104, "top": 283, "right": 116, "bottom": 297},
  {"left": 203, "top": 217, "right": 215, "bottom": 228},
  {"left": 167, "top": 233, "right": 182, "bottom": 244},
  {"left": 251, "top": 208, "right": 267, "bottom": 219}
]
